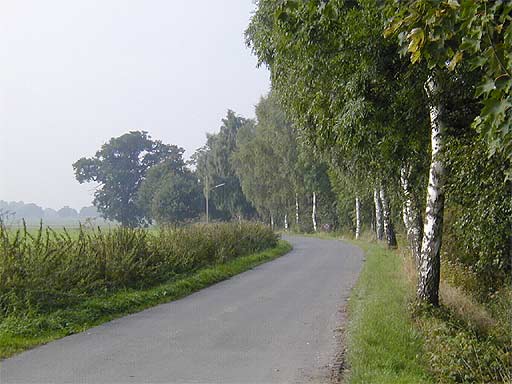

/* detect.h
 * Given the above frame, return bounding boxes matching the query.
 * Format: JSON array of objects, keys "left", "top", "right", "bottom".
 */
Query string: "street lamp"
[{"left": 205, "top": 176, "right": 225, "bottom": 224}]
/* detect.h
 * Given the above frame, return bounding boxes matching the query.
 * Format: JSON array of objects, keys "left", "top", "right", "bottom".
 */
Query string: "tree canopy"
[{"left": 73, "top": 131, "right": 183, "bottom": 227}]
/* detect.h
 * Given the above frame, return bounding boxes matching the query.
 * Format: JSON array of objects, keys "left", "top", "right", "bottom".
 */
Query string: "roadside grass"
[
  {"left": 409, "top": 259, "right": 512, "bottom": 383},
  {"left": 344, "top": 241, "right": 432, "bottom": 384},
  {"left": 0, "top": 240, "right": 292, "bottom": 359}
]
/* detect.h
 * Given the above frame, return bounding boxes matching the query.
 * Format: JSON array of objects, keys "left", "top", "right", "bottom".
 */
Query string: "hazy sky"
[{"left": 0, "top": 1, "right": 269, "bottom": 210}]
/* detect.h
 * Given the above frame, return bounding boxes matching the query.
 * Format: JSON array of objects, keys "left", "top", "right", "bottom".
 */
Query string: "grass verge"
[
  {"left": 344, "top": 241, "right": 432, "bottom": 384},
  {"left": 0, "top": 240, "right": 292, "bottom": 359},
  {"left": 412, "top": 269, "right": 512, "bottom": 383}
]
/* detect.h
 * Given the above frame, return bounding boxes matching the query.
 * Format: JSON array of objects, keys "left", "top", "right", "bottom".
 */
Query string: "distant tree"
[
  {"left": 73, "top": 131, "right": 182, "bottom": 227},
  {"left": 78, "top": 206, "right": 100, "bottom": 219},
  {"left": 15, "top": 203, "right": 44, "bottom": 220},
  {"left": 137, "top": 159, "right": 202, "bottom": 224},
  {"left": 57, "top": 206, "right": 78, "bottom": 218},
  {"left": 43, "top": 208, "right": 59, "bottom": 220},
  {"left": 0, "top": 201, "right": 43, "bottom": 221}
]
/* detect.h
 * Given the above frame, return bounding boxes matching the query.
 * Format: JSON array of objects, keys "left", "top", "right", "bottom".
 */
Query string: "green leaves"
[
  {"left": 481, "top": 98, "right": 511, "bottom": 121},
  {"left": 445, "top": 0, "right": 460, "bottom": 9},
  {"left": 386, "top": 0, "right": 512, "bottom": 177},
  {"left": 475, "top": 78, "right": 496, "bottom": 98},
  {"left": 447, "top": 50, "right": 463, "bottom": 70},
  {"left": 407, "top": 27, "right": 425, "bottom": 63},
  {"left": 72, "top": 132, "right": 185, "bottom": 227}
]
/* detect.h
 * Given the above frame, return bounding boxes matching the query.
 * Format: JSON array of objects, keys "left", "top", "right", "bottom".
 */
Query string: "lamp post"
[{"left": 205, "top": 176, "right": 225, "bottom": 224}]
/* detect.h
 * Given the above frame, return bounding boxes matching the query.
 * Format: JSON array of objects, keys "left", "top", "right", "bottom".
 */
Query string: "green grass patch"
[
  {"left": 416, "top": 279, "right": 512, "bottom": 383},
  {"left": 0, "top": 240, "right": 291, "bottom": 359},
  {"left": 345, "top": 241, "right": 432, "bottom": 384}
]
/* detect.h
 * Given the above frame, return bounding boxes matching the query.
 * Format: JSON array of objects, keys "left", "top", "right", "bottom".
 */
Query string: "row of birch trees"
[{"left": 245, "top": 0, "right": 512, "bottom": 306}]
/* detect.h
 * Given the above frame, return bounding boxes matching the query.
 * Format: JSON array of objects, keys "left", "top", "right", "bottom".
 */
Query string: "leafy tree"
[
  {"left": 79, "top": 206, "right": 100, "bottom": 219},
  {"left": 233, "top": 94, "right": 295, "bottom": 226},
  {"left": 385, "top": 0, "right": 512, "bottom": 177},
  {"left": 57, "top": 206, "right": 78, "bottom": 218},
  {"left": 43, "top": 208, "right": 59, "bottom": 220},
  {"left": 136, "top": 160, "right": 202, "bottom": 224},
  {"left": 73, "top": 131, "right": 182, "bottom": 227},
  {"left": 444, "top": 133, "right": 512, "bottom": 295},
  {"left": 193, "top": 111, "right": 256, "bottom": 220},
  {"left": 246, "top": 0, "right": 429, "bottom": 245}
]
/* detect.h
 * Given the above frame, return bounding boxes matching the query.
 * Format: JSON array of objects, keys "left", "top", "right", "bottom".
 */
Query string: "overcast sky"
[{"left": 0, "top": 1, "right": 269, "bottom": 210}]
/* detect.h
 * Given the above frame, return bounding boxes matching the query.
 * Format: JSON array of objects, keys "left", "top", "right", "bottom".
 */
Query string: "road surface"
[{"left": 1, "top": 235, "right": 363, "bottom": 383}]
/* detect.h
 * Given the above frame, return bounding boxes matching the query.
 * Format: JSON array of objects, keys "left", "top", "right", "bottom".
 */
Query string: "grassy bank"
[
  {"left": 344, "top": 241, "right": 431, "bottom": 383},
  {"left": 413, "top": 264, "right": 512, "bottom": 383},
  {"left": 0, "top": 240, "right": 291, "bottom": 358}
]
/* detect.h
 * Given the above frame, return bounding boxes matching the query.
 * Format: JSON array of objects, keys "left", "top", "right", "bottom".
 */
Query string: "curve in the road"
[{"left": 0, "top": 235, "right": 363, "bottom": 384}]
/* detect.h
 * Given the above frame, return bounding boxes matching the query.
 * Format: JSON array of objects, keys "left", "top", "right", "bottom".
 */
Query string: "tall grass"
[{"left": 0, "top": 221, "right": 277, "bottom": 317}]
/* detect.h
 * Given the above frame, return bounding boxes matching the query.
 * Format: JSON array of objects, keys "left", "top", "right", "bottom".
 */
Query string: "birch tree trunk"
[
  {"left": 380, "top": 187, "right": 397, "bottom": 248},
  {"left": 355, "top": 196, "right": 361, "bottom": 240},
  {"left": 295, "top": 192, "right": 299, "bottom": 226},
  {"left": 270, "top": 214, "right": 274, "bottom": 230},
  {"left": 417, "top": 75, "right": 445, "bottom": 306},
  {"left": 284, "top": 214, "right": 288, "bottom": 231},
  {"left": 312, "top": 192, "right": 317, "bottom": 232},
  {"left": 373, "top": 189, "right": 384, "bottom": 241},
  {"left": 400, "top": 165, "right": 423, "bottom": 267}
]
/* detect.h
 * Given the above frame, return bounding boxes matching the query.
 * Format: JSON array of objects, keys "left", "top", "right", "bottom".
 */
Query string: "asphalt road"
[{"left": 1, "top": 235, "right": 363, "bottom": 384}]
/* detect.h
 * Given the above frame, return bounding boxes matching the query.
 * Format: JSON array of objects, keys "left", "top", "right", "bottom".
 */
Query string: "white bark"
[
  {"left": 355, "top": 196, "right": 361, "bottom": 240},
  {"left": 312, "top": 192, "right": 317, "bottom": 232},
  {"left": 270, "top": 214, "right": 274, "bottom": 230},
  {"left": 417, "top": 75, "right": 445, "bottom": 306},
  {"left": 295, "top": 193, "right": 299, "bottom": 226},
  {"left": 400, "top": 165, "right": 423, "bottom": 267},
  {"left": 373, "top": 189, "right": 384, "bottom": 241},
  {"left": 284, "top": 214, "right": 288, "bottom": 231},
  {"left": 380, "top": 186, "right": 397, "bottom": 247}
]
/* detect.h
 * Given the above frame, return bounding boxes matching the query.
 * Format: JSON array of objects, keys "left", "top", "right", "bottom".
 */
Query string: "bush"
[
  {"left": 443, "top": 135, "right": 511, "bottom": 298},
  {"left": 0, "top": 221, "right": 277, "bottom": 316},
  {"left": 418, "top": 305, "right": 512, "bottom": 384}
]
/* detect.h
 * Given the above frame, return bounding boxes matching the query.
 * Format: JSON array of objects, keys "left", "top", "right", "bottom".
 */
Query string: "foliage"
[
  {"left": 232, "top": 93, "right": 338, "bottom": 229},
  {"left": 246, "top": 0, "right": 431, "bottom": 246},
  {"left": 192, "top": 111, "right": 257, "bottom": 220},
  {"left": 246, "top": 0, "right": 430, "bottom": 183},
  {"left": 233, "top": 93, "right": 297, "bottom": 220},
  {"left": 137, "top": 160, "right": 202, "bottom": 224},
  {"left": 0, "top": 221, "right": 278, "bottom": 317},
  {"left": 443, "top": 135, "right": 512, "bottom": 296},
  {"left": 417, "top": 300, "right": 511, "bottom": 384},
  {"left": 73, "top": 131, "right": 182, "bottom": 227},
  {"left": 385, "top": 0, "right": 512, "bottom": 177}
]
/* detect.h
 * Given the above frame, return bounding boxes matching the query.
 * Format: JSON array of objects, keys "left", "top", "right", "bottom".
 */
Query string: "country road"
[{"left": 0, "top": 236, "right": 364, "bottom": 384}]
